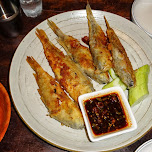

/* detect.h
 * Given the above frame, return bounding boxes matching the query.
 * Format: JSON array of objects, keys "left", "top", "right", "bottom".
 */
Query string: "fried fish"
[
  {"left": 35, "top": 29, "right": 94, "bottom": 103},
  {"left": 47, "top": 20, "right": 109, "bottom": 84},
  {"left": 86, "top": 3, "right": 113, "bottom": 72},
  {"left": 104, "top": 16, "right": 136, "bottom": 88},
  {"left": 26, "top": 56, "right": 84, "bottom": 129}
]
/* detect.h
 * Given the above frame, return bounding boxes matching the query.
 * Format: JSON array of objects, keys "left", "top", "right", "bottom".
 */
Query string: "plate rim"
[
  {"left": 131, "top": 0, "right": 152, "bottom": 38},
  {"left": 135, "top": 139, "right": 152, "bottom": 152},
  {"left": 0, "top": 82, "right": 11, "bottom": 142}
]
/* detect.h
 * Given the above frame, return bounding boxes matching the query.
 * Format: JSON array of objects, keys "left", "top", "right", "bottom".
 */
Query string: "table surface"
[{"left": 0, "top": 0, "right": 152, "bottom": 151}]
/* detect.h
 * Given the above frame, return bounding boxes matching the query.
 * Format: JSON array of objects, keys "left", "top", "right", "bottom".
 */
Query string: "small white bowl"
[
  {"left": 78, "top": 87, "right": 137, "bottom": 142},
  {"left": 131, "top": 0, "right": 152, "bottom": 38}
]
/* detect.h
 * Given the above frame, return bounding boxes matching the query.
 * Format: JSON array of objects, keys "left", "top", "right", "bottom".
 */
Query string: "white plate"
[
  {"left": 9, "top": 10, "right": 152, "bottom": 151},
  {"left": 135, "top": 139, "right": 152, "bottom": 152},
  {"left": 131, "top": 0, "right": 152, "bottom": 38},
  {"left": 78, "top": 87, "right": 137, "bottom": 142}
]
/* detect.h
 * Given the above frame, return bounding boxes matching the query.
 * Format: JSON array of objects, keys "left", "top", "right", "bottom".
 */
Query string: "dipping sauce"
[{"left": 84, "top": 93, "right": 128, "bottom": 136}]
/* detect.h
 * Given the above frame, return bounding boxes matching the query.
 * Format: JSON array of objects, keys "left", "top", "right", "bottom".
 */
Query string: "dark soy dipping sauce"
[{"left": 84, "top": 93, "right": 128, "bottom": 136}]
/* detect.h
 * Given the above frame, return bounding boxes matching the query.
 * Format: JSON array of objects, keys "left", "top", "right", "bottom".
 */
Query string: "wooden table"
[{"left": 0, "top": 0, "right": 152, "bottom": 151}]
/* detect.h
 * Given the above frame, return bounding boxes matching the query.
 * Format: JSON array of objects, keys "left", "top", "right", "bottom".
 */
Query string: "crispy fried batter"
[
  {"left": 35, "top": 29, "right": 94, "bottom": 103},
  {"left": 86, "top": 3, "right": 113, "bottom": 72},
  {"left": 47, "top": 20, "right": 109, "bottom": 84},
  {"left": 104, "top": 16, "right": 136, "bottom": 88},
  {"left": 26, "top": 56, "right": 84, "bottom": 129}
]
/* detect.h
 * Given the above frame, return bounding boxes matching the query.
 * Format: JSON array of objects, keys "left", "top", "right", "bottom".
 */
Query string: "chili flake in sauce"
[{"left": 84, "top": 93, "right": 128, "bottom": 135}]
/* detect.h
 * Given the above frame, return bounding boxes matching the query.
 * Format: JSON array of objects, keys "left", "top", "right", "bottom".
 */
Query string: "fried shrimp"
[
  {"left": 47, "top": 20, "right": 109, "bottom": 84},
  {"left": 35, "top": 29, "right": 94, "bottom": 103},
  {"left": 26, "top": 56, "right": 84, "bottom": 129},
  {"left": 104, "top": 16, "right": 136, "bottom": 88},
  {"left": 86, "top": 3, "right": 113, "bottom": 72}
]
